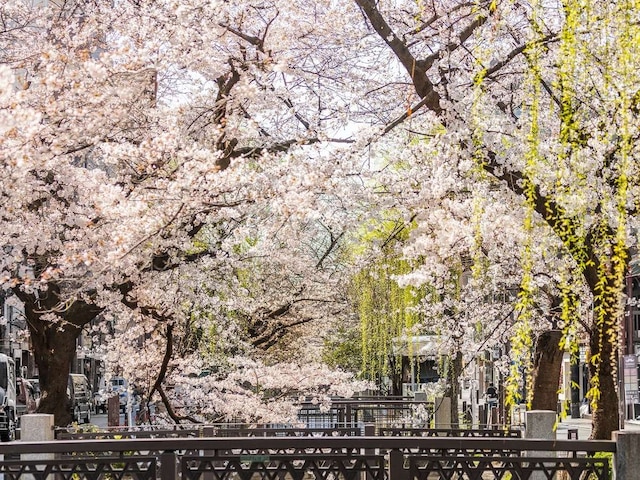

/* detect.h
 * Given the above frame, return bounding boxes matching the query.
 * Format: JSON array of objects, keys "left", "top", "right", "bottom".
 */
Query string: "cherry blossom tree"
[
  {"left": 363, "top": 135, "right": 569, "bottom": 424},
  {"left": 350, "top": 0, "right": 640, "bottom": 439},
  {"left": 0, "top": 0, "right": 371, "bottom": 426}
]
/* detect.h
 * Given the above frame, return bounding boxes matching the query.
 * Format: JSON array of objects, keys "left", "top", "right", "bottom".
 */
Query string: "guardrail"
[
  {"left": 379, "top": 427, "right": 523, "bottom": 437},
  {"left": 0, "top": 434, "right": 615, "bottom": 479},
  {"left": 57, "top": 426, "right": 362, "bottom": 440},
  {"left": 297, "top": 399, "right": 434, "bottom": 428}
]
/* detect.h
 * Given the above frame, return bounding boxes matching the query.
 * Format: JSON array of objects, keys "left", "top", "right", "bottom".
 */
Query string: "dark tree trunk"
[
  {"left": 387, "top": 355, "right": 402, "bottom": 396},
  {"left": 14, "top": 285, "right": 101, "bottom": 426},
  {"left": 29, "top": 321, "right": 79, "bottom": 426},
  {"left": 588, "top": 288, "right": 620, "bottom": 440},
  {"left": 447, "top": 350, "right": 462, "bottom": 428},
  {"left": 529, "top": 330, "right": 563, "bottom": 411}
]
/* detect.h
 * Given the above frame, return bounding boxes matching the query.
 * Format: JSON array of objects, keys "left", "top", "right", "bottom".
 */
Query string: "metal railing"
[
  {"left": 0, "top": 433, "right": 615, "bottom": 479},
  {"left": 297, "top": 399, "right": 434, "bottom": 428},
  {"left": 57, "top": 426, "right": 362, "bottom": 440},
  {"left": 379, "top": 426, "right": 523, "bottom": 437}
]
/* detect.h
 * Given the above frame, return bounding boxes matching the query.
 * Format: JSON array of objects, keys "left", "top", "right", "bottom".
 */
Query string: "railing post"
[
  {"left": 525, "top": 410, "right": 556, "bottom": 480},
  {"left": 434, "top": 397, "right": 451, "bottom": 428},
  {"left": 364, "top": 423, "right": 375, "bottom": 437},
  {"left": 160, "top": 451, "right": 177, "bottom": 480},
  {"left": 614, "top": 431, "right": 640, "bottom": 479},
  {"left": 20, "top": 414, "right": 55, "bottom": 480},
  {"left": 478, "top": 404, "right": 485, "bottom": 429},
  {"left": 202, "top": 426, "right": 215, "bottom": 480},
  {"left": 388, "top": 449, "right": 406, "bottom": 480},
  {"left": 362, "top": 424, "right": 376, "bottom": 480}
]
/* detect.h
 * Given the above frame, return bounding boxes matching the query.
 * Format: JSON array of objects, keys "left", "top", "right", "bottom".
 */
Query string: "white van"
[{"left": 68, "top": 374, "right": 91, "bottom": 424}]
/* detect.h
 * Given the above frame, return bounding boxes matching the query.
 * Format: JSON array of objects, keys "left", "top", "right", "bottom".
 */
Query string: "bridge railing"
[
  {"left": 56, "top": 425, "right": 362, "bottom": 440},
  {"left": 0, "top": 433, "right": 616, "bottom": 479},
  {"left": 378, "top": 426, "right": 523, "bottom": 437},
  {"left": 297, "top": 398, "right": 434, "bottom": 428}
]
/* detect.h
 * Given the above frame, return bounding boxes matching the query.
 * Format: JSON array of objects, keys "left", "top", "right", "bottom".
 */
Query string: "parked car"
[
  {"left": 68, "top": 374, "right": 91, "bottom": 424},
  {"left": 94, "top": 377, "right": 129, "bottom": 414},
  {"left": 0, "top": 354, "right": 17, "bottom": 441}
]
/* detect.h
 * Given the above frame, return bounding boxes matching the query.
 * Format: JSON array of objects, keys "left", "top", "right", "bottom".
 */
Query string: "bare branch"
[{"left": 354, "top": 0, "right": 442, "bottom": 112}]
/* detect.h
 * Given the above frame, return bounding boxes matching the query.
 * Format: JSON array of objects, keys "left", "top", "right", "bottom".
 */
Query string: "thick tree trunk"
[
  {"left": 29, "top": 320, "right": 79, "bottom": 426},
  {"left": 387, "top": 355, "right": 403, "bottom": 396},
  {"left": 14, "top": 285, "right": 101, "bottom": 426},
  {"left": 530, "top": 330, "right": 564, "bottom": 411},
  {"left": 588, "top": 292, "right": 620, "bottom": 440}
]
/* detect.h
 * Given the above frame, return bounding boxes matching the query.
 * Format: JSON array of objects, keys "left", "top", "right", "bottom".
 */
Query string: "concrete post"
[
  {"left": 525, "top": 410, "right": 556, "bottom": 439},
  {"left": 525, "top": 410, "right": 556, "bottom": 480},
  {"left": 20, "top": 414, "right": 55, "bottom": 480},
  {"left": 413, "top": 392, "right": 427, "bottom": 402},
  {"left": 434, "top": 397, "right": 451, "bottom": 428},
  {"left": 614, "top": 431, "right": 640, "bottom": 479}
]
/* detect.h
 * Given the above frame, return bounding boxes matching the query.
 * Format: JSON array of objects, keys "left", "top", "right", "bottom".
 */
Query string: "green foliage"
[
  {"left": 321, "top": 325, "right": 363, "bottom": 375},
  {"left": 496, "top": 0, "right": 636, "bottom": 425},
  {"left": 590, "top": 451, "right": 613, "bottom": 479},
  {"left": 349, "top": 217, "right": 424, "bottom": 384}
]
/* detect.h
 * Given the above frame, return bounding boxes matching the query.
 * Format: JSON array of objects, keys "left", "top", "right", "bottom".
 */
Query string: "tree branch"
[{"left": 354, "top": 0, "right": 442, "bottom": 112}]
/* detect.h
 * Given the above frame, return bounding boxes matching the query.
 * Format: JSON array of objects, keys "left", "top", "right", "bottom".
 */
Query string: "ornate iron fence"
[
  {"left": 379, "top": 427, "right": 523, "bottom": 438},
  {"left": 297, "top": 399, "right": 434, "bottom": 428},
  {"left": 0, "top": 434, "right": 616, "bottom": 479}
]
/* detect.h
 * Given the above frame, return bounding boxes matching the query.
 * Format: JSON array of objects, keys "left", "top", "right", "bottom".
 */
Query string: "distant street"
[
  {"left": 85, "top": 412, "right": 640, "bottom": 439},
  {"left": 557, "top": 417, "right": 640, "bottom": 440},
  {"left": 85, "top": 412, "right": 135, "bottom": 430}
]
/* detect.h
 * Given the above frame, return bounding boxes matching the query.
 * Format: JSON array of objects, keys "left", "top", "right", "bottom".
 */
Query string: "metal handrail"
[
  {"left": 0, "top": 435, "right": 616, "bottom": 479},
  {"left": 0, "top": 435, "right": 616, "bottom": 455}
]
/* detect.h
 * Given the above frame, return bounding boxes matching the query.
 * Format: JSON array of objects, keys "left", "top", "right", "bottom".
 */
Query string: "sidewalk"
[{"left": 555, "top": 416, "right": 640, "bottom": 440}]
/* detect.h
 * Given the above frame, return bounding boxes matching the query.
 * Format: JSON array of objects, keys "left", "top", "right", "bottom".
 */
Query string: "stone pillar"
[
  {"left": 414, "top": 392, "right": 427, "bottom": 402},
  {"left": 20, "top": 414, "right": 55, "bottom": 480},
  {"left": 20, "top": 413, "right": 55, "bottom": 442},
  {"left": 525, "top": 410, "right": 556, "bottom": 439},
  {"left": 107, "top": 395, "right": 120, "bottom": 426},
  {"left": 525, "top": 410, "right": 556, "bottom": 480},
  {"left": 434, "top": 397, "right": 451, "bottom": 428},
  {"left": 614, "top": 431, "right": 640, "bottom": 479}
]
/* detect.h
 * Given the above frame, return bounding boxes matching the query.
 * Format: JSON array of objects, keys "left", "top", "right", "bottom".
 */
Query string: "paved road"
[
  {"left": 89, "top": 412, "right": 133, "bottom": 429},
  {"left": 556, "top": 416, "right": 640, "bottom": 440}
]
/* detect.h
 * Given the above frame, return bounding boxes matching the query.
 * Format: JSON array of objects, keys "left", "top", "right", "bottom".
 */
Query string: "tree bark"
[
  {"left": 29, "top": 322, "right": 78, "bottom": 426},
  {"left": 529, "top": 330, "right": 563, "bottom": 411},
  {"left": 14, "top": 286, "right": 101, "bottom": 426},
  {"left": 588, "top": 284, "right": 621, "bottom": 440},
  {"left": 447, "top": 350, "right": 463, "bottom": 428}
]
